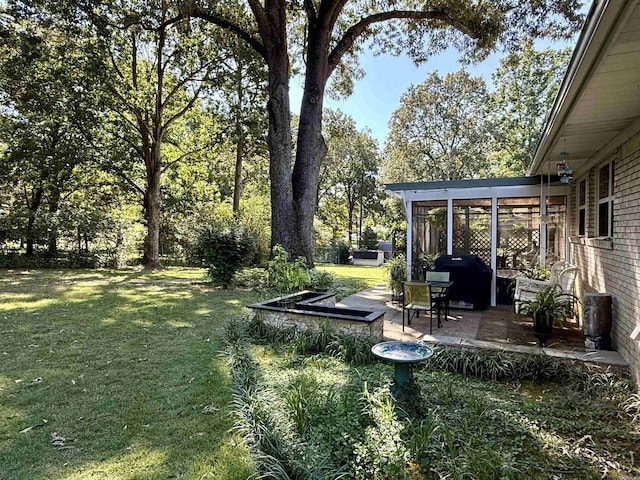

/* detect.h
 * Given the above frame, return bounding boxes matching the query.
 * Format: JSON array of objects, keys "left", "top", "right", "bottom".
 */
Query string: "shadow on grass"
[{"left": 0, "top": 269, "right": 262, "bottom": 479}]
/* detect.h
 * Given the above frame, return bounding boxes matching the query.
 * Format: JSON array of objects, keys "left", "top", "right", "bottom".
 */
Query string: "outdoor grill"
[{"left": 433, "top": 255, "right": 492, "bottom": 309}]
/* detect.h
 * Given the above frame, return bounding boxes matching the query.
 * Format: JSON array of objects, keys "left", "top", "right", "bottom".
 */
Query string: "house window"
[
  {"left": 577, "top": 178, "right": 586, "bottom": 236},
  {"left": 597, "top": 161, "right": 614, "bottom": 237}
]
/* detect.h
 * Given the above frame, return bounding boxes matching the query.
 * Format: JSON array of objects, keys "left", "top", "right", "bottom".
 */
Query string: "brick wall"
[{"left": 569, "top": 132, "right": 640, "bottom": 385}]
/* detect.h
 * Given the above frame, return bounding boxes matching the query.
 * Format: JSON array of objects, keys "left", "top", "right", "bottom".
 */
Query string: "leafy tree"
[
  {"left": 213, "top": 38, "right": 269, "bottom": 213},
  {"left": 187, "top": 0, "right": 583, "bottom": 264},
  {"left": 320, "top": 110, "right": 381, "bottom": 245},
  {"left": 20, "top": 0, "right": 237, "bottom": 269},
  {"left": 384, "top": 70, "right": 491, "bottom": 183},
  {"left": 360, "top": 226, "right": 379, "bottom": 250},
  {"left": 0, "top": 9, "right": 103, "bottom": 256},
  {"left": 489, "top": 42, "right": 572, "bottom": 175}
]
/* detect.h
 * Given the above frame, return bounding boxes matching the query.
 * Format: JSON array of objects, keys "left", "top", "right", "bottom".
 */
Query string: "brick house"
[
  {"left": 386, "top": 1, "right": 640, "bottom": 385},
  {"left": 529, "top": 1, "right": 640, "bottom": 385}
]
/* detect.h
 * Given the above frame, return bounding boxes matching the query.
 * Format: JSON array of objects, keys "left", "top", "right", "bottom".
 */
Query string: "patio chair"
[
  {"left": 514, "top": 260, "right": 578, "bottom": 314},
  {"left": 425, "top": 270, "right": 450, "bottom": 319},
  {"left": 402, "top": 281, "right": 441, "bottom": 334}
]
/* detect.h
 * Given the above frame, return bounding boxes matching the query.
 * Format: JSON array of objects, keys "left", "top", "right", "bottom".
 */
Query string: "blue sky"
[{"left": 289, "top": 38, "right": 578, "bottom": 147}]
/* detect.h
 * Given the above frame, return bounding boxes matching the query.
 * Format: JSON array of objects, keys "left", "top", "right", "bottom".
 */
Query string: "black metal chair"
[{"left": 425, "top": 271, "right": 451, "bottom": 320}]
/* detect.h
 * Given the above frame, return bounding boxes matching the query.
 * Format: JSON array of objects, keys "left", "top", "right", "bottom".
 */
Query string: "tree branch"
[
  {"left": 162, "top": 83, "right": 204, "bottom": 132},
  {"left": 190, "top": 7, "right": 266, "bottom": 58},
  {"left": 304, "top": 0, "right": 318, "bottom": 25},
  {"left": 328, "top": 9, "right": 481, "bottom": 74},
  {"left": 160, "top": 146, "right": 208, "bottom": 174}
]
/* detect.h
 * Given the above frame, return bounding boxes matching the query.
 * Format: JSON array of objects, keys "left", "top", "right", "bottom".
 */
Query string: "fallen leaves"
[
  {"left": 202, "top": 404, "right": 219, "bottom": 414},
  {"left": 19, "top": 419, "right": 48, "bottom": 434}
]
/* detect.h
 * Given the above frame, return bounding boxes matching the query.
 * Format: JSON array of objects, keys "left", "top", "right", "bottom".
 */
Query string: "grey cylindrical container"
[{"left": 583, "top": 293, "right": 612, "bottom": 350}]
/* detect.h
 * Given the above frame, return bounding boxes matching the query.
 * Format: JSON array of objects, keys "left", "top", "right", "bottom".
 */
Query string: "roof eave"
[{"left": 528, "top": 0, "right": 631, "bottom": 176}]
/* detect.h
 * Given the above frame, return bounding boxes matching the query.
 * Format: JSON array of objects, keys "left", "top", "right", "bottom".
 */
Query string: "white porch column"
[
  {"left": 447, "top": 198, "right": 453, "bottom": 254},
  {"left": 405, "top": 198, "right": 413, "bottom": 280},
  {"left": 540, "top": 183, "right": 548, "bottom": 266},
  {"left": 490, "top": 197, "right": 498, "bottom": 306}
]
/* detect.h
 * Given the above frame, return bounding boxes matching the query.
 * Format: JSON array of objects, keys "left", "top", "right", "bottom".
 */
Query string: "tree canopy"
[
  {"left": 0, "top": 0, "right": 585, "bottom": 267},
  {"left": 186, "top": 0, "right": 583, "bottom": 264},
  {"left": 489, "top": 42, "right": 572, "bottom": 175},
  {"left": 384, "top": 70, "right": 491, "bottom": 183}
]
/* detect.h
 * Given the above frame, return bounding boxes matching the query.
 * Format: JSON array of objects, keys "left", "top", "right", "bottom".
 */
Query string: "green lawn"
[
  {"left": 3, "top": 267, "right": 638, "bottom": 479},
  {"left": 0, "top": 268, "right": 261, "bottom": 480},
  {"left": 316, "top": 263, "right": 385, "bottom": 287}
]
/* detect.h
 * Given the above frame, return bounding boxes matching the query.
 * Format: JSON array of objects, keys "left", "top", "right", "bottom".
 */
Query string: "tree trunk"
[
  {"left": 233, "top": 135, "right": 244, "bottom": 214},
  {"left": 25, "top": 187, "right": 43, "bottom": 257},
  {"left": 47, "top": 188, "right": 61, "bottom": 256},
  {"left": 144, "top": 144, "right": 162, "bottom": 270},
  {"left": 263, "top": 19, "right": 295, "bottom": 258},
  {"left": 347, "top": 200, "right": 355, "bottom": 246},
  {"left": 233, "top": 62, "right": 245, "bottom": 214},
  {"left": 291, "top": 34, "right": 329, "bottom": 265}
]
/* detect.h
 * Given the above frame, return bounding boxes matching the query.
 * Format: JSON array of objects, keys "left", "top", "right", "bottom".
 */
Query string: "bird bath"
[{"left": 371, "top": 341, "right": 433, "bottom": 386}]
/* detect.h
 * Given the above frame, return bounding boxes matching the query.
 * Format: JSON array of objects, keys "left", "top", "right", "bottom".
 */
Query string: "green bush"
[
  {"left": 337, "top": 241, "right": 352, "bottom": 264},
  {"left": 233, "top": 267, "right": 269, "bottom": 289},
  {"left": 267, "top": 245, "right": 310, "bottom": 294},
  {"left": 197, "top": 222, "right": 255, "bottom": 288},
  {"left": 384, "top": 254, "right": 406, "bottom": 297},
  {"left": 308, "top": 268, "right": 335, "bottom": 291}
]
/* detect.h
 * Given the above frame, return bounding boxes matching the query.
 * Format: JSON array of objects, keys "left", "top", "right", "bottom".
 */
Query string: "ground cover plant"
[
  {"left": 0, "top": 268, "right": 263, "bottom": 479},
  {"left": 228, "top": 317, "right": 640, "bottom": 480}
]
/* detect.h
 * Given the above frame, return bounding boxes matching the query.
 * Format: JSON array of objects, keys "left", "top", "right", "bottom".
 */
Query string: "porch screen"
[
  {"left": 412, "top": 201, "right": 447, "bottom": 278},
  {"left": 497, "top": 197, "right": 540, "bottom": 270},
  {"left": 453, "top": 199, "right": 491, "bottom": 265}
]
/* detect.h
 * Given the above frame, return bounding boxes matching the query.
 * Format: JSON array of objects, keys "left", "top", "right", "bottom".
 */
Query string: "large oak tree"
[{"left": 187, "top": 0, "right": 583, "bottom": 264}]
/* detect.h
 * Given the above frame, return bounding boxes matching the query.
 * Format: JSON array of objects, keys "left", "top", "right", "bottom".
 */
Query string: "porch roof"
[
  {"left": 386, "top": 176, "right": 542, "bottom": 194},
  {"left": 384, "top": 175, "right": 569, "bottom": 200}
]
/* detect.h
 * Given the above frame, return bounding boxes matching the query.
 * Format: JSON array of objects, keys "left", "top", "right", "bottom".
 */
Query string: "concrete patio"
[{"left": 338, "top": 283, "right": 629, "bottom": 370}]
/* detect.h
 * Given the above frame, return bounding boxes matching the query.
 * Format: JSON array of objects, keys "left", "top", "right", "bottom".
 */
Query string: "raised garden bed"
[{"left": 247, "top": 290, "right": 384, "bottom": 340}]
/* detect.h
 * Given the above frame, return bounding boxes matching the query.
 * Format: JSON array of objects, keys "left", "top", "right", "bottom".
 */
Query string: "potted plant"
[
  {"left": 384, "top": 254, "right": 407, "bottom": 301},
  {"left": 517, "top": 284, "right": 577, "bottom": 347}
]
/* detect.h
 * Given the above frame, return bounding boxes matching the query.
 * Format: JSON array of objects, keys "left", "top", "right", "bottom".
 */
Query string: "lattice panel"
[{"left": 453, "top": 229, "right": 491, "bottom": 265}]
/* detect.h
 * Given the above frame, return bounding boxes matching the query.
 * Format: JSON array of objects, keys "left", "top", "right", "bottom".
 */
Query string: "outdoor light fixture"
[{"left": 557, "top": 140, "right": 573, "bottom": 184}]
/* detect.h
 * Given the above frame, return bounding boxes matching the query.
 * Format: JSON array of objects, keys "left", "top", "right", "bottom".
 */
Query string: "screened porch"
[{"left": 385, "top": 176, "right": 570, "bottom": 307}]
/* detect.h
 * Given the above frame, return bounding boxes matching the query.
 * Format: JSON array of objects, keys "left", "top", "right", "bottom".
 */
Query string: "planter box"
[{"left": 247, "top": 290, "right": 384, "bottom": 341}]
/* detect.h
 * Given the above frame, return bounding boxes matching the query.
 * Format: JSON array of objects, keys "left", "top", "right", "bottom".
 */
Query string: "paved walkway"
[{"left": 338, "top": 284, "right": 629, "bottom": 369}]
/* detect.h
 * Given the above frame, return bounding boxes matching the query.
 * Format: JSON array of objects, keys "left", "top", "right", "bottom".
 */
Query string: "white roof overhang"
[{"left": 529, "top": 0, "right": 640, "bottom": 177}]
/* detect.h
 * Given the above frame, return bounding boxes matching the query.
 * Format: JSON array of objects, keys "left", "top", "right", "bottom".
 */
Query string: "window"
[
  {"left": 577, "top": 178, "right": 586, "bottom": 236},
  {"left": 597, "top": 161, "right": 614, "bottom": 237}
]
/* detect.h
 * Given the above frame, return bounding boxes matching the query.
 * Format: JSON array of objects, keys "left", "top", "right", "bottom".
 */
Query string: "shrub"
[
  {"left": 384, "top": 254, "right": 407, "bottom": 297},
  {"left": 360, "top": 226, "right": 379, "bottom": 250},
  {"left": 233, "top": 267, "right": 269, "bottom": 289},
  {"left": 308, "top": 268, "right": 335, "bottom": 291},
  {"left": 337, "top": 241, "right": 352, "bottom": 264},
  {"left": 267, "top": 245, "right": 310, "bottom": 294},
  {"left": 197, "top": 222, "right": 255, "bottom": 289}
]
